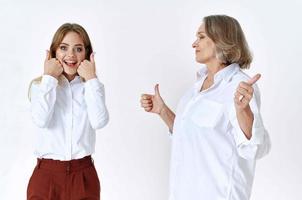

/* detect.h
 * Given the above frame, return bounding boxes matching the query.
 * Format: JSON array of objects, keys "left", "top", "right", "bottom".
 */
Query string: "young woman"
[
  {"left": 27, "top": 23, "right": 109, "bottom": 200},
  {"left": 141, "top": 15, "right": 271, "bottom": 200}
]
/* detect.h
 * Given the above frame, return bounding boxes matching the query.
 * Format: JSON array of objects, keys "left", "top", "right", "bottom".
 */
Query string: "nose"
[
  {"left": 67, "top": 48, "right": 75, "bottom": 57},
  {"left": 192, "top": 39, "right": 198, "bottom": 48}
]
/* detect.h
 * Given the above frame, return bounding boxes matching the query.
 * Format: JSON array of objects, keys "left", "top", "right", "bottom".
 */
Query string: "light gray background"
[{"left": 0, "top": 0, "right": 301, "bottom": 199}]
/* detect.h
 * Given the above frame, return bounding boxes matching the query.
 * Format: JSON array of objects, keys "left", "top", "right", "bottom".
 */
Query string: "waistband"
[{"left": 36, "top": 155, "right": 94, "bottom": 174}]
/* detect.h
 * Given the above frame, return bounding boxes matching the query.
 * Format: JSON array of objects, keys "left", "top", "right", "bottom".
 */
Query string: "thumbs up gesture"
[
  {"left": 140, "top": 84, "right": 165, "bottom": 114},
  {"left": 77, "top": 52, "right": 97, "bottom": 81},
  {"left": 43, "top": 50, "right": 63, "bottom": 79},
  {"left": 234, "top": 74, "right": 261, "bottom": 111}
]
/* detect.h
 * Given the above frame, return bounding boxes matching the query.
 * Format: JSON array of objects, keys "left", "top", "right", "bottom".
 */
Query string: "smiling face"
[
  {"left": 192, "top": 23, "right": 217, "bottom": 65},
  {"left": 55, "top": 31, "right": 86, "bottom": 79}
]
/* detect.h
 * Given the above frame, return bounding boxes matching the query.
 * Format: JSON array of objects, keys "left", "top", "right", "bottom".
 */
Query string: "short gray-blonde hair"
[{"left": 203, "top": 15, "right": 252, "bottom": 69}]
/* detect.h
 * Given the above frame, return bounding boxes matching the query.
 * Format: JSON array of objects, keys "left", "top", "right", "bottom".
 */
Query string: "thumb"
[
  {"left": 90, "top": 52, "right": 95, "bottom": 63},
  {"left": 247, "top": 73, "right": 261, "bottom": 85},
  {"left": 154, "top": 84, "right": 161, "bottom": 97},
  {"left": 45, "top": 50, "right": 51, "bottom": 61}
]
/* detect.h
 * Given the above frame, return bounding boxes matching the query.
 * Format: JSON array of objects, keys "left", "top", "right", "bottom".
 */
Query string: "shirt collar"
[
  {"left": 197, "top": 63, "right": 240, "bottom": 83},
  {"left": 59, "top": 75, "right": 82, "bottom": 85},
  {"left": 214, "top": 63, "right": 239, "bottom": 83}
]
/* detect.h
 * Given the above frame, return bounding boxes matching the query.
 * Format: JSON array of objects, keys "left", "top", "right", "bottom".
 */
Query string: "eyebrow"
[
  {"left": 60, "top": 43, "right": 84, "bottom": 47},
  {"left": 197, "top": 31, "right": 205, "bottom": 35}
]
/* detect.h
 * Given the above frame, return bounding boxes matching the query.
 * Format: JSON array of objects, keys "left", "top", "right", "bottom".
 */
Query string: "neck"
[
  {"left": 206, "top": 60, "right": 226, "bottom": 79},
  {"left": 63, "top": 73, "right": 76, "bottom": 82}
]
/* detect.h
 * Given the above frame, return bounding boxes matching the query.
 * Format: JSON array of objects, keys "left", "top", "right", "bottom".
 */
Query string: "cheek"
[
  {"left": 77, "top": 52, "right": 86, "bottom": 62},
  {"left": 205, "top": 42, "right": 216, "bottom": 56},
  {"left": 55, "top": 50, "right": 64, "bottom": 60}
]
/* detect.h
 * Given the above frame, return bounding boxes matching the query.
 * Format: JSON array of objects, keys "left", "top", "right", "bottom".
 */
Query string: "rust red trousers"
[{"left": 27, "top": 155, "right": 100, "bottom": 200}]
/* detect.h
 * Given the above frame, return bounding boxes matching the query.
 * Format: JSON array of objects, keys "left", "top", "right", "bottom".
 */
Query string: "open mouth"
[{"left": 64, "top": 60, "right": 78, "bottom": 68}]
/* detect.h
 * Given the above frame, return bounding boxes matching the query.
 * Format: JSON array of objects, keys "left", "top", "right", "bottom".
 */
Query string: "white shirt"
[
  {"left": 169, "top": 63, "right": 271, "bottom": 200},
  {"left": 30, "top": 75, "right": 109, "bottom": 161}
]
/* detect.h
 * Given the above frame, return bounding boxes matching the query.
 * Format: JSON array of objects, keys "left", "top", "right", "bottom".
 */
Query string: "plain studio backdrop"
[{"left": 0, "top": 0, "right": 301, "bottom": 199}]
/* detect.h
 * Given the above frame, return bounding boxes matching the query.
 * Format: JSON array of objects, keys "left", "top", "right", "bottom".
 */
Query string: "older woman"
[{"left": 140, "top": 15, "right": 270, "bottom": 200}]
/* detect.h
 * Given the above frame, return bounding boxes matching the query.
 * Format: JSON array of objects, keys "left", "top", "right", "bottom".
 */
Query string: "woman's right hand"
[
  {"left": 44, "top": 50, "right": 63, "bottom": 79},
  {"left": 140, "top": 84, "right": 165, "bottom": 114}
]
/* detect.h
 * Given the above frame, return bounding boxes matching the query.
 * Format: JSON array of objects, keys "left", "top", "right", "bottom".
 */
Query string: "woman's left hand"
[
  {"left": 77, "top": 53, "right": 97, "bottom": 81},
  {"left": 234, "top": 74, "right": 261, "bottom": 111}
]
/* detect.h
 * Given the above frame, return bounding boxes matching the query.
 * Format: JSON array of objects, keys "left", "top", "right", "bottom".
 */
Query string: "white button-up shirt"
[
  {"left": 30, "top": 75, "right": 109, "bottom": 161},
  {"left": 169, "top": 63, "right": 271, "bottom": 200}
]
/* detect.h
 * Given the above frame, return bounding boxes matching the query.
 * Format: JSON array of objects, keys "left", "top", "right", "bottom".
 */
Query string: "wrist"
[
  {"left": 84, "top": 74, "right": 97, "bottom": 81},
  {"left": 44, "top": 72, "right": 59, "bottom": 80},
  {"left": 236, "top": 105, "right": 252, "bottom": 115},
  {"left": 158, "top": 103, "right": 167, "bottom": 116}
]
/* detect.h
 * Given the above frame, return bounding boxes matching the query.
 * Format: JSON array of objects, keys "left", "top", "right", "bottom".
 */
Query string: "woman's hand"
[
  {"left": 234, "top": 74, "right": 261, "bottom": 139},
  {"left": 234, "top": 74, "right": 261, "bottom": 111},
  {"left": 77, "top": 53, "right": 97, "bottom": 81},
  {"left": 141, "top": 84, "right": 175, "bottom": 132},
  {"left": 141, "top": 84, "right": 165, "bottom": 114},
  {"left": 44, "top": 50, "right": 63, "bottom": 79}
]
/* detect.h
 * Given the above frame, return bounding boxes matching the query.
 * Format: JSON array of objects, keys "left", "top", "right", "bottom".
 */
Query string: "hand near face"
[
  {"left": 77, "top": 53, "right": 97, "bottom": 81},
  {"left": 44, "top": 50, "right": 63, "bottom": 79},
  {"left": 140, "top": 84, "right": 165, "bottom": 114},
  {"left": 234, "top": 74, "right": 261, "bottom": 111}
]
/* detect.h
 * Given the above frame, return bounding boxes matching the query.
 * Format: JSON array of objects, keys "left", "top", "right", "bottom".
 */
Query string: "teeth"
[{"left": 65, "top": 60, "right": 77, "bottom": 64}]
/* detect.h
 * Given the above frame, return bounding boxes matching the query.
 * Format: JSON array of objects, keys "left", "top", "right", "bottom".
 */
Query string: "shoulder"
[
  {"left": 223, "top": 69, "right": 261, "bottom": 104},
  {"left": 230, "top": 69, "right": 251, "bottom": 85},
  {"left": 229, "top": 69, "right": 260, "bottom": 91}
]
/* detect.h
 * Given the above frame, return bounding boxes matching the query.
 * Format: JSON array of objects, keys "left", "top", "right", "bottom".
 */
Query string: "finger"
[
  {"left": 234, "top": 92, "right": 242, "bottom": 99},
  {"left": 247, "top": 74, "right": 261, "bottom": 85},
  {"left": 234, "top": 95, "right": 246, "bottom": 105},
  {"left": 239, "top": 82, "right": 254, "bottom": 94},
  {"left": 237, "top": 87, "right": 250, "bottom": 97},
  {"left": 45, "top": 50, "right": 51, "bottom": 61},
  {"left": 234, "top": 96, "right": 241, "bottom": 104},
  {"left": 234, "top": 92, "right": 244, "bottom": 102},
  {"left": 144, "top": 107, "right": 152, "bottom": 112},
  {"left": 235, "top": 91, "right": 252, "bottom": 103},
  {"left": 140, "top": 99, "right": 152, "bottom": 104},
  {"left": 90, "top": 52, "right": 95, "bottom": 64},
  {"left": 56, "top": 59, "right": 62, "bottom": 66},
  {"left": 142, "top": 103, "right": 152, "bottom": 108},
  {"left": 154, "top": 84, "right": 161, "bottom": 96},
  {"left": 241, "top": 97, "right": 250, "bottom": 104},
  {"left": 141, "top": 94, "right": 152, "bottom": 100}
]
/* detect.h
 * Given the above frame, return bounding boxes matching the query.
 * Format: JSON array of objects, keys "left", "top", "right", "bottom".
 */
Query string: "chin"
[
  {"left": 63, "top": 67, "right": 78, "bottom": 75},
  {"left": 195, "top": 58, "right": 204, "bottom": 64}
]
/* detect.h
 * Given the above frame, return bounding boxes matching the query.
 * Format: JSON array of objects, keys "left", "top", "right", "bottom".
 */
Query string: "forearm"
[
  {"left": 30, "top": 75, "right": 58, "bottom": 128},
  {"left": 159, "top": 104, "right": 175, "bottom": 133},
  {"left": 236, "top": 105, "right": 254, "bottom": 140},
  {"left": 84, "top": 78, "right": 109, "bottom": 129}
]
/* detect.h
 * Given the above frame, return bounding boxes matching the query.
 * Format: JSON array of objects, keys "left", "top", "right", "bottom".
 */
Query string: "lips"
[{"left": 64, "top": 60, "right": 78, "bottom": 68}]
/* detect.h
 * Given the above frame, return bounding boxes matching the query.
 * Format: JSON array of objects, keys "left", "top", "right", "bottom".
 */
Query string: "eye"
[
  {"left": 75, "top": 47, "right": 83, "bottom": 52},
  {"left": 59, "top": 45, "right": 67, "bottom": 51}
]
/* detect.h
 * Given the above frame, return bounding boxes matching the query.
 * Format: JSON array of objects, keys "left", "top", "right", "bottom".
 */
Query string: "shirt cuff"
[
  {"left": 234, "top": 113, "right": 265, "bottom": 147},
  {"left": 40, "top": 75, "right": 58, "bottom": 91},
  {"left": 84, "top": 78, "right": 104, "bottom": 90}
]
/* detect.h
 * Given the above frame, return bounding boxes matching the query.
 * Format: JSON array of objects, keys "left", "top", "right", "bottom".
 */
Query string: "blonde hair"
[
  {"left": 28, "top": 23, "right": 93, "bottom": 101},
  {"left": 203, "top": 15, "right": 252, "bottom": 69}
]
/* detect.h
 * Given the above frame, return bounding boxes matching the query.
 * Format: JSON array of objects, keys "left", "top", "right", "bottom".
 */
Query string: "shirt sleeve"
[
  {"left": 84, "top": 78, "right": 109, "bottom": 130},
  {"left": 30, "top": 75, "right": 58, "bottom": 128},
  {"left": 228, "top": 84, "right": 271, "bottom": 160}
]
